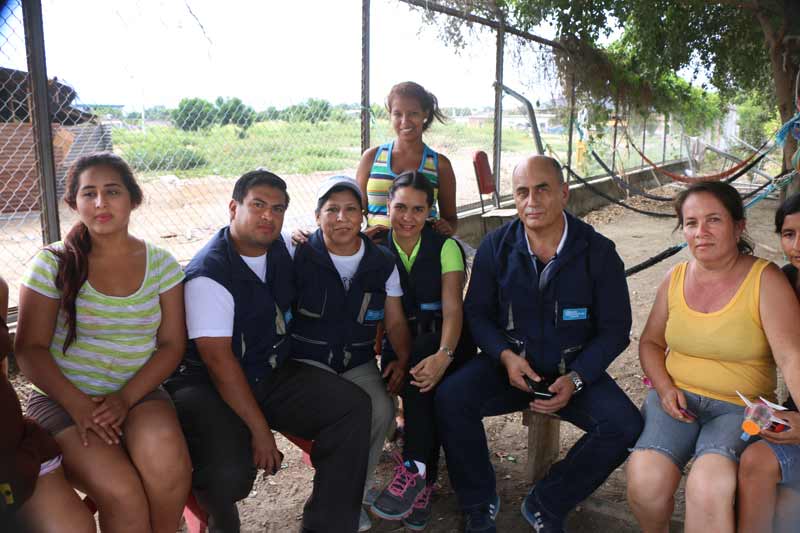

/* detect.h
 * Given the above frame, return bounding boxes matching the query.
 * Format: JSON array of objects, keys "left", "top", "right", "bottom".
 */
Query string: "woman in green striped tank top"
[
  {"left": 15, "top": 153, "right": 191, "bottom": 533},
  {"left": 356, "top": 82, "right": 459, "bottom": 241}
]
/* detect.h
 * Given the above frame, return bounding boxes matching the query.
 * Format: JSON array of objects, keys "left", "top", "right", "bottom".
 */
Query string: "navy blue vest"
[
  {"left": 387, "top": 225, "right": 450, "bottom": 335},
  {"left": 291, "top": 229, "right": 395, "bottom": 373},
  {"left": 176, "top": 227, "right": 294, "bottom": 385},
  {"left": 385, "top": 225, "right": 475, "bottom": 360}
]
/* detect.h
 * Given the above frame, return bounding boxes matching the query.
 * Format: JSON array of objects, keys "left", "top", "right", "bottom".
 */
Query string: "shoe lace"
[
  {"left": 531, "top": 511, "right": 546, "bottom": 532},
  {"left": 386, "top": 458, "right": 419, "bottom": 497},
  {"left": 412, "top": 486, "right": 433, "bottom": 509}
]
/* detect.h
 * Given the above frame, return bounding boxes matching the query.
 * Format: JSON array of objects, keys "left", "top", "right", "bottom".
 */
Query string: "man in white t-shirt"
[{"left": 166, "top": 170, "right": 372, "bottom": 533}]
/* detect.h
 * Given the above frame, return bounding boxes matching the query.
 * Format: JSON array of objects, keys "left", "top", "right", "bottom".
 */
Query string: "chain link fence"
[
  {"left": 2, "top": 0, "right": 732, "bottom": 312},
  {"left": 1, "top": 0, "right": 47, "bottom": 310}
]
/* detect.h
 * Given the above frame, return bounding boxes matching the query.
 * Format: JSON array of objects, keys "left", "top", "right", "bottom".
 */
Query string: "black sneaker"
[
  {"left": 520, "top": 490, "right": 565, "bottom": 533},
  {"left": 402, "top": 485, "right": 433, "bottom": 531},
  {"left": 370, "top": 454, "right": 426, "bottom": 520},
  {"left": 464, "top": 494, "right": 500, "bottom": 532}
]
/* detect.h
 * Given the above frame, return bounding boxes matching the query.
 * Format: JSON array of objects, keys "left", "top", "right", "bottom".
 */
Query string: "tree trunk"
[
  {"left": 771, "top": 52, "right": 799, "bottom": 197},
  {"left": 762, "top": 3, "right": 799, "bottom": 197}
]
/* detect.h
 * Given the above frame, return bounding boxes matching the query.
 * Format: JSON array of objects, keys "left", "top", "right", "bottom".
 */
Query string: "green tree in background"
[
  {"left": 282, "top": 98, "right": 332, "bottom": 123},
  {"left": 736, "top": 90, "right": 779, "bottom": 148},
  {"left": 414, "top": 0, "right": 799, "bottom": 192},
  {"left": 216, "top": 97, "right": 256, "bottom": 137},
  {"left": 172, "top": 97, "right": 216, "bottom": 131}
]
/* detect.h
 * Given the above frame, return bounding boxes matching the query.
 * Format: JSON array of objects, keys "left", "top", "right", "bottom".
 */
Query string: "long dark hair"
[
  {"left": 49, "top": 152, "right": 142, "bottom": 352},
  {"left": 673, "top": 181, "right": 753, "bottom": 255},
  {"left": 386, "top": 81, "right": 447, "bottom": 132},
  {"left": 775, "top": 193, "right": 800, "bottom": 233}
]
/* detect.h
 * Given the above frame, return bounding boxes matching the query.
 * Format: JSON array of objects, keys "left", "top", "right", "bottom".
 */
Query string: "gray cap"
[{"left": 316, "top": 175, "right": 363, "bottom": 203}]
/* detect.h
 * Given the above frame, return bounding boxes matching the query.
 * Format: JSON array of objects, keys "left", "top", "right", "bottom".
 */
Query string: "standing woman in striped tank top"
[
  {"left": 15, "top": 153, "right": 191, "bottom": 533},
  {"left": 357, "top": 82, "right": 459, "bottom": 241}
]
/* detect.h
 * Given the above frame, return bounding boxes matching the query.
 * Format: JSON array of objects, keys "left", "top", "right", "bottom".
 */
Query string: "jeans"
[
  {"left": 166, "top": 360, "right": 372, "bottom": 533},
  {"left": 633, "top": 389, "right": 748, "bottom": 468},
  {"left": 436, "top": 354, "right": 643, "bottom": 520}
]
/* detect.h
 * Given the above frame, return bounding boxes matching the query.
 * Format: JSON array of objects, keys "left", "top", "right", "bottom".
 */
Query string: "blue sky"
[{"left": 1, "top": 0, "right": 565, "bottom": 112}]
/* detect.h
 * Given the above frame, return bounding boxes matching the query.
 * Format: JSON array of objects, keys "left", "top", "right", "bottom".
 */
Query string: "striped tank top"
[
  {"left": 366, "top": 140, "right": 440, "bottom": 227},
  {"left": 22, "top": 241, "right": 185, "bottom": 395}
]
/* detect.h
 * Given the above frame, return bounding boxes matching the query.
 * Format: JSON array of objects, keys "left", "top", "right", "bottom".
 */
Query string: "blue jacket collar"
[{"left": 503, "top": 212, "right": 591, "bottom": 273}]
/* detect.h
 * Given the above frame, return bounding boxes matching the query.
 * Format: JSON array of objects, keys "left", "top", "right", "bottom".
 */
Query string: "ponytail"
[{"left": 48, "top": 222, "right": 92, "bottom": 352}]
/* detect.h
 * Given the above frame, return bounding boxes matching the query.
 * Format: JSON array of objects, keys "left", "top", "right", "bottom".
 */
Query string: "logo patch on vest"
[
  {"left": 562, "top": 308, "right": 588, "bottom": 321},
  {"left": 365, "top": 309, "right": 384, "bottom": 321}
]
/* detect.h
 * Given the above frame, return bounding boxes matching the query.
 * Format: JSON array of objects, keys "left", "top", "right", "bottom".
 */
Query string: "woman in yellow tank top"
[{"left": 626, "top": 182, "right": 800, "bottom": 533}]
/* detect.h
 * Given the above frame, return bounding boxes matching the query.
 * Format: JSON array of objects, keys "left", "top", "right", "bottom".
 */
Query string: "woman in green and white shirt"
[{"left": 16, "top": 153, "right": 191, "bottom": 533}]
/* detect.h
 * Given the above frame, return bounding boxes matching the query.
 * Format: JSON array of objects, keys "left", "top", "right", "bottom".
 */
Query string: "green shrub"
[
  {"left": 123, "top": 143, "right": 207, "bottom": 171},
  {"left": 173, "top": 98, "right": 217, "bottom": 131}
]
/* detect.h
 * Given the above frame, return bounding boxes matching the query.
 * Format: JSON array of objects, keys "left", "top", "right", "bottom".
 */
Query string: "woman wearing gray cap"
[{"left": 285, "top": 175, "right": 412, "bottom": 531}]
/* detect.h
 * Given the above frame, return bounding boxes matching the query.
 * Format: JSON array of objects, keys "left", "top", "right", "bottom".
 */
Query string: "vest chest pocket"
[
  {"left": 297, "top": 288, "right": 327, "bottom": 319},
  {"left": 357, "top": 291, "right": 386, "bottom": 325}
]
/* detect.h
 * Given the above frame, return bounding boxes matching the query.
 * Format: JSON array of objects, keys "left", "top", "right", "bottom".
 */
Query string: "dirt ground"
[{"left": 8, "top": 184, "right": 787, "bottom": 533}]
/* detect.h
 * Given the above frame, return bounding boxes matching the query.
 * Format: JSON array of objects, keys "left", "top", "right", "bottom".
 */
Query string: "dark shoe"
[
  {"left": 370, "top": 454, "right": 425, "bottom": 519},
  {"left": 402, "top": 485, "right": 434, "bottom": 531},
  {"left": 521, "top": 490, "right": 565, "bottom": 533},
  {"left": 464, "top": 494, "right": 500, "bottom": 532}
]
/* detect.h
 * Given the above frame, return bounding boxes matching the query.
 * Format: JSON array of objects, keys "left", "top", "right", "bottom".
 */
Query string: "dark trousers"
[
  {"left": 435, "top": 355, "right": 643, "bottom": 520},
  {"left": 166, "top": 360, "right": 372, "bottom": 533},
  {"left": 398, "top": 332, "right": 466, "bottom": 485}
]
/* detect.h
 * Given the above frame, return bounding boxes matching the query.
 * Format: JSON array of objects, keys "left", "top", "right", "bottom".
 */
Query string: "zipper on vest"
[
  {"left": 351, "top": 339, "right": 375, "bottom": 347},
  {"left": 298, "top": 290, "right": 327, "bottom": 319},
  {"left": 291, "top": 333, "right": 329, "bottom": 346}
]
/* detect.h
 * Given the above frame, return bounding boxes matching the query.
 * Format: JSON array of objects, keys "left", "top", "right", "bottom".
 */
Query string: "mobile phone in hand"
[{"left": 524, "top": 375, "right": 555, "bottom": 399}]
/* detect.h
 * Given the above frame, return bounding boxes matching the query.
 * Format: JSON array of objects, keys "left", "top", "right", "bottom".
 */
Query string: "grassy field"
[
  {"left": 113, "top": 119, "right": 538, "bottom": 179},
  {"left": 112, "top": 117, "right": 679, "bottom": 182}
]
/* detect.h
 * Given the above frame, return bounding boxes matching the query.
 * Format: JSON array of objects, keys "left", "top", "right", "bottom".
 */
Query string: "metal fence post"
[
  {"left": 566, "top": 72, "right": 576, "bottom": 175},
  {"left": 662, "top": 113, "right": 668, "bottom": 163},
  {"left": 22, "top": 0, "right": 61, "bottom": 244},
  {"left": 641, "top": 114, "right": 647, "bottom": 167},
  {"left": 611, "top": 99, "right": 618, "bottom": 175},
  {"left": 360, "top": 0, "right": 370, "bottom": 154},
  {"left": 491, "top": 23, "right": 504, "bottom": 207}
]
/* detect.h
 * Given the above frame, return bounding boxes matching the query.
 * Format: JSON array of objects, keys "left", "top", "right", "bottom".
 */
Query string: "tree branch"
[
  {"left": 755, "top": 8, "right": 778, "bottom": 50},
  {"left": 701, "top": 0, "right": 759, "bottom": 9}
]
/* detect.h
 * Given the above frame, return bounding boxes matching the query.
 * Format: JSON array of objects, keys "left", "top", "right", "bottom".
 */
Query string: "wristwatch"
[
  {"left": 439, "top": 346, "right": 454, "bottom": 359},
  {"left": 567, "top": 371, "right": 584, "bottom": 393}
]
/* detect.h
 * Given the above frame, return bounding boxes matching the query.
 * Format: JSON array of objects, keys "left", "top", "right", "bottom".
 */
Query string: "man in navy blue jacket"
[{"left": 436, "top": 155, "right": 643, "bottom": 533}]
